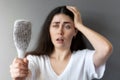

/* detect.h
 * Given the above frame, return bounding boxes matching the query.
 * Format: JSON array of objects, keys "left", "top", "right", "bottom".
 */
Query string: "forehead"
[{"left": 51, "top": 14, "right": 73, "bottom": 23}]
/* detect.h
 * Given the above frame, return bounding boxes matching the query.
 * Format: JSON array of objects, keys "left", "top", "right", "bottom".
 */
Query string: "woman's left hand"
[
  {"left": 66, "top": 6, "right": 83, "bottom": 29},
  {"left": 67, "top": 6, "right": 113, "bottom": 68}
]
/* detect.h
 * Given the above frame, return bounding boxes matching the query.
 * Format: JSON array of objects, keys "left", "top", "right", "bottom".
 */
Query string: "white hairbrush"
[{"left": 13, "top": 20, "right": 31, "bottom": 58}]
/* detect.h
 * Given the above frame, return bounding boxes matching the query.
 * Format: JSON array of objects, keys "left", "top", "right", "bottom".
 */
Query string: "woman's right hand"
[{"left": 10, "top": 58, "right": 29, "bottom": 80}]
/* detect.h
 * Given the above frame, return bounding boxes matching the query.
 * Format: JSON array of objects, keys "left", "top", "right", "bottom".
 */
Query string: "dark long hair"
[{"left": 26, "top": 6, "right": 86, "bottom": 56}]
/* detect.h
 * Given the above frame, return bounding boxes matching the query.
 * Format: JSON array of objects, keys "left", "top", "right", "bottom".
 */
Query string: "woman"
[{"left": 10, "top": 6, "right": 113, "bottom": 80}]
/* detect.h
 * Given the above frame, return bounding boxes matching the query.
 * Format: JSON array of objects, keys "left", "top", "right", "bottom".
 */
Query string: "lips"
[{"left": 56, "top": 37, "right": 64, "bottom": 43}]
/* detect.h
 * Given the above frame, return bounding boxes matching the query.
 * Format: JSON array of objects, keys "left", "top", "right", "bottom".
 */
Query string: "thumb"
[
  {"left": 23, "top": 58, "right": 28, "bottom": 64},
  {"left": 23, "top": 58, "right": 29, "bottom": 68}
]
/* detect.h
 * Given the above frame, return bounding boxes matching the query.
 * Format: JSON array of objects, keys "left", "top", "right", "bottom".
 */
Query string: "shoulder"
[
  {"left": 27, "top": 55, "right": 48, "bottom": 64},
  {"left": 73, "top": 49, "right": 95, "bottom": 56},
  {"left": 26, "top": 55, "right": 49, "bottom": 71}
]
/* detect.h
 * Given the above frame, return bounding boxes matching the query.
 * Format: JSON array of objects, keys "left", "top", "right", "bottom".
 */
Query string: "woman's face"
[{"left": 49, "top": 13, "right": 77, "bottom": 50}]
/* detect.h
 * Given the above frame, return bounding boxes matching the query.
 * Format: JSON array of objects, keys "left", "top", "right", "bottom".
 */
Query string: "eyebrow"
[{"left": 52, "top": 22, "right": 71, "bottom": 24}]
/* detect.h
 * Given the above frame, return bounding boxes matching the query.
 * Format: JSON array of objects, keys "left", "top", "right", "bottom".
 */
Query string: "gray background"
[{"left": 0, "top": 0, "right": 119, "bottom": 80}]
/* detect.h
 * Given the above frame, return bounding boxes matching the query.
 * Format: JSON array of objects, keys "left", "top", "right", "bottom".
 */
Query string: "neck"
[{"left": 50, "top": 48, "right": 71, "bottom": 61}]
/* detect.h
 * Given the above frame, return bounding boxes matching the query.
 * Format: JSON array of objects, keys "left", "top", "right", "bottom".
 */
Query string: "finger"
[
  {"left": 23, "top": 58, "right": 28, "bottom": 64},
  {"left": 67, "top": 6, "right": 78, "bottom": 13},
  {"left": 14, "top": 63, "right": 28, "bottom": 70},
  {"left": 10, "top": 64, "right": 28, "bottom": 74},
  {"left": 13, "top": 57, "right": 24, "bottom": 64},
  {"left": 12, "top": 57, "right": 18, "bottom": 64},
  {"left": 67, "top": 6, "right": 82, "bottom": 19},
  {"left": 66, "top": 6, "right": 74, "bottom": 13},
  {"left": 15, "top": 69, "right": 28, "bottom": 77},
  {"left": 11, "top": 71, "right": 28, "bottom": 78},
  {"left": 11, "top": 61, "right": 28, "bottom": 70},
  {"left": 67, "top": 6, "right": 81, "bottom": 13},
  {"left": 10, "top": 68, "right": 28, "bottom": 78},
  {"left": 15, "top": 68, "right": 29, "bottom": 74},
  {"left": 10, "top": 58, "right": 29, "bottom": 79},
  {"left": 23, "top": 58, "right": 28, "bottom": 68},
  {"left": 13, "top": 58, "right": 28, "bottom": 67}
]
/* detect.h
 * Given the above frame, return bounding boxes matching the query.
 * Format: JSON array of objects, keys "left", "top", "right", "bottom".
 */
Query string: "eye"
[
  {"left": 52, "top": 25, "right": 59, "bottom": 28},
  {"left": 65, "top": 25, "right": 71, "bottom": 29}
]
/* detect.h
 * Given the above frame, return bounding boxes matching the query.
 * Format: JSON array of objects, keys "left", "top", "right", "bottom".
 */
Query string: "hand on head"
[{"left": 66, "top": 6, "right": 83, "bottom": 29}]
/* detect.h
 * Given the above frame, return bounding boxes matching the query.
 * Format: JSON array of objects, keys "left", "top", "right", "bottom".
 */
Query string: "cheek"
[
  {"left": 49, "top": 31, "right": 53, "bottom": 39},
  {"left": 66, "top": 32, "right": 75, "bottom": 40},
  {"left": 49, "top": 29, "right": 55, "bottom": 41},
  {"left": 66, "top": 29, "right": 77, "bottom": 40},
  {"left": 49, "top": 27, "right": 53, "bottom": 36}
]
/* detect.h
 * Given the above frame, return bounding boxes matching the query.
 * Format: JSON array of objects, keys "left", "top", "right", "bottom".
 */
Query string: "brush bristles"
[{"left": 13, "top": 20, "right": 31, "bottom": 57}]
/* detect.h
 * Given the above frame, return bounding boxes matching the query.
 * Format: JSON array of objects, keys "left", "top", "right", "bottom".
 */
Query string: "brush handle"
[{"left": 16, "top": 48, "right": 25, "bottom": 58}]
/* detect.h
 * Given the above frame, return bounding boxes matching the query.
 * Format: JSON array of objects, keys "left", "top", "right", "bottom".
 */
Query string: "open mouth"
[{"left": 56, "top": 37, "right": 64, "bottom": 43}]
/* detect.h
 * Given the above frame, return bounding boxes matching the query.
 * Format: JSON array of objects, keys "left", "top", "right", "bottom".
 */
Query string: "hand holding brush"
[{"left": 10, "top": 20, "right": 31, "bottom": 80}]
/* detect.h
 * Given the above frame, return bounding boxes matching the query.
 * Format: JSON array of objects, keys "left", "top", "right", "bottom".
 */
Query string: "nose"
[{"left": 58, "top": 26, "right": 64, "bottom": 35}]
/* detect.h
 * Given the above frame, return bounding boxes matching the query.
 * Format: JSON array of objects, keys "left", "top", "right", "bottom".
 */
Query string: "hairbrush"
[{"left": 13, "top": 20, "right": 31, "bottom": 58}]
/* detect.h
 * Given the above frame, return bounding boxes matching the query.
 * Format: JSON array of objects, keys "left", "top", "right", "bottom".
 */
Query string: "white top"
[{"left": 26, "top": 49, "right": 105, "bottom": 80}]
